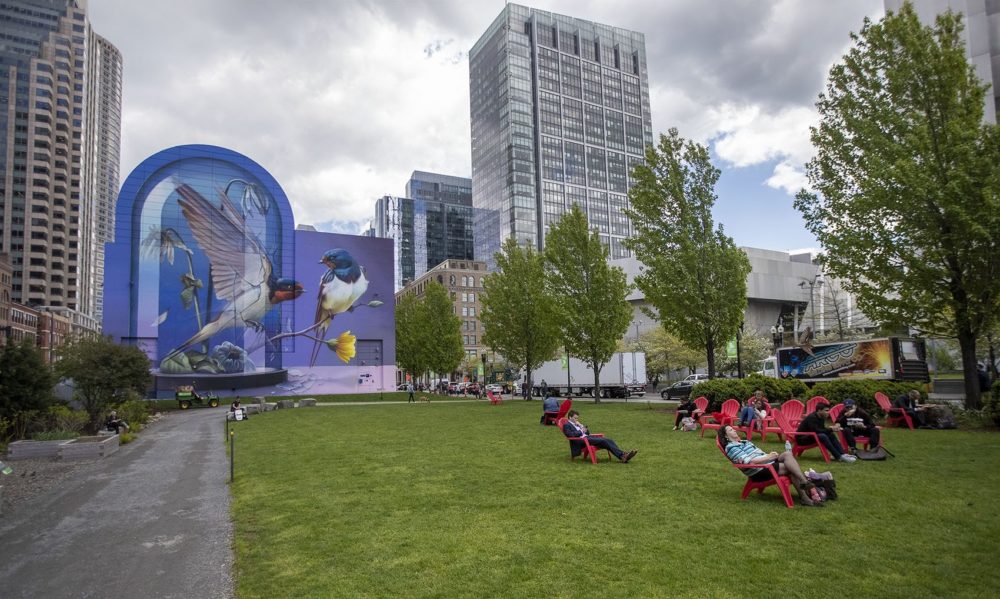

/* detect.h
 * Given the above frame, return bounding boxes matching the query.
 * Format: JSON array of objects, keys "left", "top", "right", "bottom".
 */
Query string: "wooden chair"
[
  {"left": 830, "top": 402, "right": 881, "bottom": 450},
  {"left": 701, "top": 398, "right": 740, "bottom": 438},
  {"left": 542, "top": 399, "right": 572, "bottom": 426},
  {"left": 557, "top": 417, "right": 611, "bottom": 464},
  {"left": 771, "top": 409, "right": 831, "bottom": 463},
  {"left": 780, "top": 399, "right": 805, "bottom": 428},
  {"left": 692, "top": 396, "right": 709, "bottom": 420},
  {"left": 715, "top": 435, "right": 795, "bottom": 508},
  {"left": 875, "top": 391, "right": 914, "bottom": 429},
  {"left": 805, "top": 396, "right": 830, "bottom": 414},
  {"left": 486, "top": 390, "right": 503, "bottom": 405}
]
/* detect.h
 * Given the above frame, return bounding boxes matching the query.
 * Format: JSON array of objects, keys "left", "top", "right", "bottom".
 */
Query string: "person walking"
[{"left": 407, "top": 381, "right": 415, "bottom": 403}]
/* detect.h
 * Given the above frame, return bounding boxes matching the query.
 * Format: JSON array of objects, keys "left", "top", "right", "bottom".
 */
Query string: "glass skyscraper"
[
  {"left": 469, "top": 4, "right": 652, "bottom": 266},
  {"left": 0, "top": 0, "right": 121, "bottom": 332},
  {"left": 374, "top": 171, "right": 474, "bottom": 291}
]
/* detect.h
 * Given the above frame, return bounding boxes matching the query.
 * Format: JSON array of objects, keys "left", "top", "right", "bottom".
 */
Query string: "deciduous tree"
[
  {"left": 625, "top": 129, "right": 752, "bottom": 378},
  {"left": 394, "top": 292, "right": 428, "bottom": 383},
  {"left": 794, "top": 3, "right": 1000, "bottom": 408},
  {"left": 0, "top": 339, "right": 54, "bottom": 420},
  {"left": 421, "top": 282, "right": 464, "bottom": 381},
  {"left": 480, "top": 239, "right": 562, "bottom": 399},
  {"left": 544, "top": 205, "right": 632, "bottom": 401}
]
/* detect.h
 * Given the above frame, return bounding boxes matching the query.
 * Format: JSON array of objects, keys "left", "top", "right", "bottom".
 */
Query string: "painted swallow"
[
  {"left": 164, "top": 184, "right": 303, "bottom": 360},
  {"left": 309, "top": 248, "right": 368, "bottom": 366}
]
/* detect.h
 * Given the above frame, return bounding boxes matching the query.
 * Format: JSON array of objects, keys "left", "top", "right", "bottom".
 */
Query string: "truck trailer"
[
  {"left": 528, "top": 352, "right": 647, "bottom": 398},
  {"left": 763, "top": 337, "right": 929, "bottom": 383}
]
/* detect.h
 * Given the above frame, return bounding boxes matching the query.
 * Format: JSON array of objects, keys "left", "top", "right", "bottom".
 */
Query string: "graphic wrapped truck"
[{"left": 771, "top": 337, "right": 929, "bottom": 383}]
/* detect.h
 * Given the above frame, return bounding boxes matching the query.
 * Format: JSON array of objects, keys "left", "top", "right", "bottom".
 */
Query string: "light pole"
[{"left": 798, "top": 274, "right": 824, "bottom": 335}]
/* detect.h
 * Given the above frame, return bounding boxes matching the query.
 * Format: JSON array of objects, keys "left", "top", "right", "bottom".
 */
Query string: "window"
[
  {"left": 470, "top": 307, "right": 476, "bottom": 317},
  {"left": 462, "top": 307, "right": 468, "bottom": 316}
]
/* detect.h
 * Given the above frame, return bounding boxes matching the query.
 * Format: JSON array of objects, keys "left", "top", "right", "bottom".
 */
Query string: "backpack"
[
  {"left": 681, "top": 417, "right": 698, "bottom": 432},
  {"left": 854, "top": 446, "right": 893, "bottom": 460}
]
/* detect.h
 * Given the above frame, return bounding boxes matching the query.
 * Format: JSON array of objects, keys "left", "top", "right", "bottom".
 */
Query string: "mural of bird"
[
  {"left": 309, "top": 248, "right": 368, "bottom": 366},
  {"left": 164, "top": 184, "right": 303, "bottom": 361}
]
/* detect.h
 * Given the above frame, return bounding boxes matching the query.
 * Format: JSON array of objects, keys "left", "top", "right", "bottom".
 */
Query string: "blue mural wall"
[{"left": 104, "top": 145, "right": 395, "bottom": 396}]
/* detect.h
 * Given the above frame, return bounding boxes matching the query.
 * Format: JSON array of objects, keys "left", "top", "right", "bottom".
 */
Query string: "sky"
[{"left": 87, "top": 0, "right": 885, "bottom": 252}]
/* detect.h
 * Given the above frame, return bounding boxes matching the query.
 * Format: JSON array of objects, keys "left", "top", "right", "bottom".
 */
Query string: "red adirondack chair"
[
  {"left": 830, "top": 402, "right": 882, "bottom": 450},
  {"left": 701, "top": 398, "right": 740, "bottom": 438},
  {"left": 542, "top": 399, "right": 572, "bottom": 426},
  {"left": 780, "top": 399, "right": 805, "bottom": 428},
  {"left": 875, "top": 391, "right": 913, "bottom": 429},
  {"left": 771, "top": 409, "right": 831, "bottom": 462},
  {"left": 747, "top": 401, "right": 781, "bottom": 442},
  {"left": 692, "top": 396, "right": 709, "bottom": 420},
  {"left": 486, "top": 390, "right": 503, "bottom": 405},
  {"left": 557, "top": 417, "right": 611, "bottom": 464},
  {"left": 715, "top": 435, "right": 795, "bottom": 508},
  {"left": 805, "top": 396, "right": 830, "bottom": 414}
]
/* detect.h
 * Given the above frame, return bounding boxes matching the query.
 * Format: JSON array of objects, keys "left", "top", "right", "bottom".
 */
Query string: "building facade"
[
  {"left": 469, "top": 4, "right": 653, "bottom": 266},
  {"left": 885, "top": 0, "right": 1000, "bottom": 123},
  {"left": 374, "top": 171, "right": 474, "bottom": 291},
  {"left": 394, "top": 258, "right": 487, "bottom": 382},
  {"left": 0, "top": 0, "right": 120, "bottom": 334}
]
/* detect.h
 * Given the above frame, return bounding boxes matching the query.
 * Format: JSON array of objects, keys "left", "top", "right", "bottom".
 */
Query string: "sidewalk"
[{"left": 0, "top": 409, "right": 234, "bottom": 599}]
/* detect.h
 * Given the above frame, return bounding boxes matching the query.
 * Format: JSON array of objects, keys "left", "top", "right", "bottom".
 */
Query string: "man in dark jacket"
[
  {"left": 796, "top": 404, "right": 856, "bottom": 462},
  {"left": 562, "top": 410, "right": 637, "bottom": 463},
  {"left": 835, "top": 399, "right": 879, "bottom": 451},
  {"left": 892, "top": 390, "right": 928, "bottom": 428}
]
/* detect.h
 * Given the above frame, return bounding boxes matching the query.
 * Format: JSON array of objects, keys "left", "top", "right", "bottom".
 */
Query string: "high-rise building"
[
  {"left": 469, "top": 4, "right": 652, "bottom": 266},
  {"left": 885, "top": 0, "right": 1000, "bottom": 123},
  {"left": 374, "top": 171, "right": 474, "bottom": 290},
  {"left": 0, "top": 0, "right": 121, "bottom": 333}
]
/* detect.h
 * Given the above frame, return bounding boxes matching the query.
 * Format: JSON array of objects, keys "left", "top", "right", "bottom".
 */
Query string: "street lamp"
[{"left": 770, "top": 324, "right": 785, "bottom": 352}]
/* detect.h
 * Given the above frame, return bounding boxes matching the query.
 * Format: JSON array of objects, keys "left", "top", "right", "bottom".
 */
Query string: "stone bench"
[
  {"left": 299, "top": 398, "right": 317, "bottom": 407},
  {"left": 276, "top": 400, "right": 295, "bottom": 409}
]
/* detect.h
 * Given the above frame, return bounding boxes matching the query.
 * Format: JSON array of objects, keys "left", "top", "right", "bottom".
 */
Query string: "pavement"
[{"left": 0, "top": 409, "right": 234, "bottom": 599}]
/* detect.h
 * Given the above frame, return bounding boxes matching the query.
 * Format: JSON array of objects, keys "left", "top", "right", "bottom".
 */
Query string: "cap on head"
[{"left": 844, "top": 399, "right": 856, "bottom": 408}]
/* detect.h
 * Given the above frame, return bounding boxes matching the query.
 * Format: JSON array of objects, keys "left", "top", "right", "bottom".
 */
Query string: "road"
[{"left": 0, "top": 409, "right": 233, "bottom": 599}]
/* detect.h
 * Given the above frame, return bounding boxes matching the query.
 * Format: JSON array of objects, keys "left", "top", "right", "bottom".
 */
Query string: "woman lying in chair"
[{"left": 718, "top": 425, "right": 823, "bottom": 507}]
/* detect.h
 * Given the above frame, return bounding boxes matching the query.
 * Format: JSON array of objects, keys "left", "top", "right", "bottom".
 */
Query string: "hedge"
[
  {"left": 986, "top": 381, "right": 1000, "bottom": 427},
  {"left": 690, "top": 374, "right": 926, "bottom": 415}
]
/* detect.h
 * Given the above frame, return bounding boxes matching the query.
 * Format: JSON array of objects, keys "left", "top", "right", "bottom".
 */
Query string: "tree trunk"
[
  {"left": 524, "top": 359, "right": 532, "bottom": 401},
  {"left": 988, "top": 334, "right": 998, "bottom": 383},
  {"left": 957, "top": 329, "right": 981, "bottom": 410},
  {"left": 705, "top": 338, "right": 716, "bottom": 378},
  {"left": 593, "top": 362, "right": 602, "bottom": 404}
]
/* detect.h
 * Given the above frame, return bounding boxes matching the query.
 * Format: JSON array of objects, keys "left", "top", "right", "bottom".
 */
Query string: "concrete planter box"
[
  {"left": 6, "top": 439, "right": 67, "bottom": 460},
  {"left": 58, "top": 435, "right": 120, "bottom": 460},
  {"left": 276, "top": 400, "right": 295, "bottom": 409},
  {"left": 299, "top": 398, "right": 317, "bottom": 407}
]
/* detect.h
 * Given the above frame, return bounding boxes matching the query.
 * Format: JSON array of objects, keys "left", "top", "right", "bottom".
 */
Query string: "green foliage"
[
  {"left": 544, "top": 205, "right": 632, "bottom": 400},
  {"left": 985, "top": 381, "right": 1000, "bottom": 427},
  {"left": 631, "top": 327, "right": 704, "bottom": 381},
  {"left": 928, "top": 339, "right": 959, "bottom": 372},
  {"left": 624, "top": 129, "right": 752, "bottom": 378},
  {"left": 808, "top": 379, "right": 925, "bottom": 416},
  {"left": 0, "top": 339, "right": 55, "bottom": 420},
  {"left": 394, "top": 292, "right": 428, "bottom": 380},
  {"left": 44, "top": 405, "right": 88, "bottom": 434},
  {"left": 421, "top": 282, "right": 465, "bottom": 378},
  {"left": 118, "top": 431, "right": 137, "bottom": 444},
  {"left": 30, "top": 429, "right": 79, "bottom": 441},
  {"left": 54, "top": 335, "right": 152, "bottom": 432},
  {"left": 691, "top": 375, "right": 808, "bottom": 410},
  {"left": 713, "top": 329, "right": 772, "bottom": 377},
  {"left": 480, "top": 239, "right": 562, "bottom": 388},
  {"left": 794, "top": 4, "right": 1000, "bottom": 409},
  {"left": 116, "top": 395, "right": 152, "bottom": 431}
]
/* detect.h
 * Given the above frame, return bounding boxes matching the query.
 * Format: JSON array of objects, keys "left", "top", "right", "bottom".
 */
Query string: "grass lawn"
[{"left": 229, "top": 401, "right": 1000, "bottom": 598}]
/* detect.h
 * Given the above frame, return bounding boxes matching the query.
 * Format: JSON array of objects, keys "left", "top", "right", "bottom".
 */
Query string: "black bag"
[{"left": 854, "top": 446, "right": 892, "bottom": 460}]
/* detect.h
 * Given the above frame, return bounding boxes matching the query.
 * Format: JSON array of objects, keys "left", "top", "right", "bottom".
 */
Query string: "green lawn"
[{"left": 229, "top": 401, "right": 1000, "bottom": 598}]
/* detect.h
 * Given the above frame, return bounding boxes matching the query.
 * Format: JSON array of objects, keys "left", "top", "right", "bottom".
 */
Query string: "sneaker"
[
  {"left": 838, "top": 454, "right": 856, "bottom": 462},
  {"left": 624, "top": 449, "right": 638, "bottom": 463},
  {"left": 672, "top": 426, "right": 678, "bottom": 431}
]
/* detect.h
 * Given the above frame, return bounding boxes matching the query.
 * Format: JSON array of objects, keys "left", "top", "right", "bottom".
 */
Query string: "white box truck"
[{"left": 529, "top": 352, "right": 647, "bottom": 398}]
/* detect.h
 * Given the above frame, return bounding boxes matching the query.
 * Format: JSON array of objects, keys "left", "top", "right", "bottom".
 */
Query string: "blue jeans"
[
  {"left": 814, "top": 432, "right": 846, "bottom": 458},
  {"left": 737, "top": 406, "right": 756, "bottom": 425}
]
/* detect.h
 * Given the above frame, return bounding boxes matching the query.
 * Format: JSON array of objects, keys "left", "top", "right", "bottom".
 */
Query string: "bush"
[
  {"left": 31, "top": 429, "right": 79, "bottom": 441},
  {"left": 690, "top": 374, "right": 808, "bottom": 410},
  {"left": 808, "top": 379, "right": 925, "bottom": 416},
  {"left": 984, "top": 381, "right": 1000, "bottom": 427},
  {"left": 115, "top": 394, "right": 151, "bottom": 431},
  {"left": 45, "top": 405, "right": 88, "bottom": 434}
]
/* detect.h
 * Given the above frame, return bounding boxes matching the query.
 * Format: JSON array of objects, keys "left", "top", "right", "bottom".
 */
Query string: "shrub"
[
  {"left": 690, "top": 374, "right": 808, "bottom": 410},
  {"left": 119, "top": 431, "right": 137, "bottom": 444},
  {"left": 115, "top": 395, "right": 151, "bottom": 431},
  {"left": 984, "top": 381, "right": 1000, "bottom": 427},
  {"left": 808, "top": 380, "right": 925, "bottom": 416},
  {"left": 31, "top": 429, "right": 79, "bottom": 441},
  {"left": 45, "top": 405, "right": 88, "bottom": 434}
]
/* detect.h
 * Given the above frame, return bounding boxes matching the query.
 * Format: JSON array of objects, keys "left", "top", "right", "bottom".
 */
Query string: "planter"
[
  {"left": 58, "top": 435, "right": 120, "bottom": 460},
  {"left": 6, "top": 439, "right": 67, "bottom": 460}
]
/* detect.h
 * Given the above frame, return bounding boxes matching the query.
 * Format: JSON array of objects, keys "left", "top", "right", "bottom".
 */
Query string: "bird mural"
[
  {"left": 308, "top": 248, "right": 368, "bottom": 366},
  {"left": 162, "top": 184, "right": 304, "bottom": 362}
]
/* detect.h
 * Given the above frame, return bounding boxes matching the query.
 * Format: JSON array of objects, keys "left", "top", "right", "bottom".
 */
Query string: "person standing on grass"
[
  {"left": 407, "top": 382, "right": 415, "bottom": 403},
  {"left": 797, "top": 404, "right": 856, "bottom": 462},
  {"left": 562, "top": 410, "right": 637, "bottom": 463}
]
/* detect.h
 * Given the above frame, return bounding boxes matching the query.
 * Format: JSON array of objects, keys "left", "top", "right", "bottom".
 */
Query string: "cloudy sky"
[{"left": 88, "top": 0, "right": 884, "bottom": 251}]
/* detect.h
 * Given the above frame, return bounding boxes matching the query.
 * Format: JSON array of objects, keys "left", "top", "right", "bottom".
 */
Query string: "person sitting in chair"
[
  {"left": 105, "top": 410, "right": 130, "bottom": 434},
  {"left": 736, "top": 389, "right": 768, "bottom": 431},
  {"left": 835, "top": 399, "right": 879, "bottom": 451},
  {"left": 719, "top": 425, "right": 822, "bottom": 507},
  {"left": 541, "top": 393, "right": 560, "bottom": 424},
  {"left": 797, "top": 404, "right": 856, "bottom": 462},
  {"left": 230, "top": 397, "right": 248, "bottom": 420},
  {"left": 673, "top": 397, "right": 699, "bottom": 430},
  {"left": 562, "top": 410, "right": 637, "bottom": 463},
  {"left": 893, "top": 389, "right": 928, "bottom": 428}
]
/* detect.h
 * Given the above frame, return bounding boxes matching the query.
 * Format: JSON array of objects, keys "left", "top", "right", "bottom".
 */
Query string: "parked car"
[
  {"left": 660, "top": 374, "right": 709, "bottom": 400},
  {"left": 396, "top": 383, "right": 410, "bottom": 391},
  {"left": 485, "top": 384, "right": 503, "bottom": 394}
]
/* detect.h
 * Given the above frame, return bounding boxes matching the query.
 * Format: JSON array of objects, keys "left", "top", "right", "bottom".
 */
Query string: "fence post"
[{"left": 229, "top": 430, "right": 235, "bottom": 483}]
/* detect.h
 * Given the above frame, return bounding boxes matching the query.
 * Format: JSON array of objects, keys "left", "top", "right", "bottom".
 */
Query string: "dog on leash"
[{"left": 419, "top": 395, "right": 431, "bottom": 403}]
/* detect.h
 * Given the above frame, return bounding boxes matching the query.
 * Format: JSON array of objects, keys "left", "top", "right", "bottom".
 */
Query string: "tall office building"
[
  {"left": 469, "top": 4, "right": 652, "bottom": 266},
  {"left": 374, "top": 171, "right": 474, "bottom": 290},
  {"left": 885, "top": 0, "right": 1000, "bottom": 123},
  {"left": 0, "top": 0, "right": 121, "bottom": 333}
]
